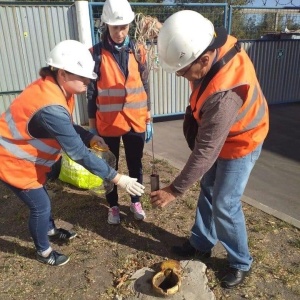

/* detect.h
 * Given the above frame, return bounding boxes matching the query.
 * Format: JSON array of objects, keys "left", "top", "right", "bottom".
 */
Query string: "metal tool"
[
  {"left": 150, "top": 124, "right": 160, "bottom": 192},
  {"left": 150, "top": 173, "right": 160, "bottom": 192}
]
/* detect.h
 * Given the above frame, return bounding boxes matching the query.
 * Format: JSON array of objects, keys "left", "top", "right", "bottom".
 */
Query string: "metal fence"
[
  {"left": 0, "top": 1, "right": 91, "bottom": 124},
  {"left": 89, "top": 2, "right": 300, "bottom": 118},
  {"left": 90, "top": 2, "right": 228, "bottom": 45},
  {"left": 241, "top": 39, "right": 300, "bottom": 105},
  {"left": 229, "top": 6, "right": 300, "bottom": 39},
  {"left": 1, "top": 2, "right": 300, "bottom": 124},
  {"left": 90, "top": 2, "right": 230, "bottom": 118},
  {"left": 90, "top": 3, "right": 300, "bottom": 43}
]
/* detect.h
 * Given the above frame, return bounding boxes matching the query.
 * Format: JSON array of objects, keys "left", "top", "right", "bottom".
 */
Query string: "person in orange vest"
[
  {"left": 150, "top": 11, "right": 269, "bottom": 288},
  {"left": 87, "top": 0, "right": 157, "bottom": 225},
  {"left": 0, "top": 40, "right": 145, "bottom": 266}
]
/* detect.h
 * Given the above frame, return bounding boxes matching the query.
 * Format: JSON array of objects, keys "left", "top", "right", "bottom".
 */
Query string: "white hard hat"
[
  {"left": 101, "top": 0, "right": 135, "bottom": 26},
  {"left": 157, "top": 10, "right": 227, "bottom": 73},
  {"left": 46, "top": 40, "right": 97, "bottom": 80}
]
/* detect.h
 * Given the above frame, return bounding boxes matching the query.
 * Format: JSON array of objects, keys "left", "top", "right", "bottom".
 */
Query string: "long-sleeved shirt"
[
  {"left": 29, "top": 105, "right": 117, "bottom": 181},
  {"left": 171, "top": 89, "right": 243, "bottom": 195}
]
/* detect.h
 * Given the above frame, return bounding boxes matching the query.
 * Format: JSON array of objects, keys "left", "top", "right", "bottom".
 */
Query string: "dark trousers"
[{"left": 102, "top": 129, "right": 145, "bottom": 207}]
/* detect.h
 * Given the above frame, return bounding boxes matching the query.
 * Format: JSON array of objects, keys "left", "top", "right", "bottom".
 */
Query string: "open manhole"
[{"left": 152, "top": 259, "right": 182, "bottom": 296}]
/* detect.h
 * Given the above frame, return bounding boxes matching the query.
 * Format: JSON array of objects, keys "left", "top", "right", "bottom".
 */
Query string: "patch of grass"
[
  {"left": 1, "top": 147, "right": 300, "bottom": 300},
  {"left": 160, "top": 178, "right": 171, "bottom": 185},
  {"left": 32, "top": 280, "right": 46, "bottom": 287},
  {"left": 189, "top": 181, "right": 200, "bottom": 192},
  {"left": 140, "top": 193, "right": 152, "bottom": 210},
  {"left": 291, "top": 285, "right": 300, "bottom": 296},
  {"left": 288, "top": 238, "right": 300, "bottom": 249},
  {"left": 184, "top": 198, "right": 197, "bottom": 210}
]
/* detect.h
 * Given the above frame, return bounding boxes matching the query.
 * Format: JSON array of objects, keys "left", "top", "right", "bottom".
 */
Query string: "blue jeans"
[
  {"left": 190, "top": 144, "right": 262, "bottom": 271},
  {"left": 1, "top": 180, "right": 56, "bottom": 252}
]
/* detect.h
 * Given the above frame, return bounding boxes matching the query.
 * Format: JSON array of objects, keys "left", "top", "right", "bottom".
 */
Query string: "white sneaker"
[
  {"left": 130, "top": 202, "right": 146, "bottom": 220},
  {"left": 108, "top": 206, "right": 120, "bottom": 224}
]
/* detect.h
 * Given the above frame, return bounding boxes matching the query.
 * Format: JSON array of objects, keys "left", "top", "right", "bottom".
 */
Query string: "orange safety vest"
[
  {"left": 0, "top": 76, "right": 74, "bottom": 189},
  {"left": 95, "top": 46, "right": 148, "bottom": 137},
  {"left": 190, "top": 35, "right": 269, "bottom": 159}
]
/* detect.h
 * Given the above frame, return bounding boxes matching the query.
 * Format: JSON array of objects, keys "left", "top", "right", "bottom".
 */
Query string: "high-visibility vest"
[
  {"left": 95, "top": 47, "right": 148, "bottom": 137},
  {"left": 0, "top": 76, "right": 74, "bottom": 189},
  {"left": 190, "top": 35, "right": 269, "bottom": 159}
]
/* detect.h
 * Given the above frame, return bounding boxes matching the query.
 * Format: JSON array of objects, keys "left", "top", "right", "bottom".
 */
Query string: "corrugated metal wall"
[
  {"left": 148, "top": 39, "right": 300, "bottom": 116},
  {"left": 1, "top": 3, "right": 299, "bottom": 126},
  {"left": 240, "top": 40, "right": 300, "bottom": 105},
  {"left": 0, "top": 2, "right": 88, "bottom": 124},
  {"left": 148, "top": 57, "right": 190, "bottom": 118}
]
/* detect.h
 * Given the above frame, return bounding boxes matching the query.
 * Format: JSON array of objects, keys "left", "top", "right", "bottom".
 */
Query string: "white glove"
[{"left": 116, "top": 175, "right": 145, "bottom": 196}]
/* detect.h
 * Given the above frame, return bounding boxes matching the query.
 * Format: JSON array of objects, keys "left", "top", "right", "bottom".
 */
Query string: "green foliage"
[
  {"left": 89, "top": 1, "right": 300, "bottom": 40},
  {"left": 192, "top": 0, "right": 250, "bottom": 4},
  {"left": 231, "top": 7, "right": 300, "bottom": 39}
]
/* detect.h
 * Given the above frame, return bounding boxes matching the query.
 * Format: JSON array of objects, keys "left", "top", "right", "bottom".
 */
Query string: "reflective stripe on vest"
[
  {"left": 3, "top": 108, "right": 61, "bottom": 156},
  {"left": 228, "top": 84, "right": 267, "bottom": 136},
  {"left": 95, "top": 47, "right": 148, "bottom": 137},
  {"left": 0, "top": 136, "right": 56, "bottom": 167},
  {"left": 191, "top": 36, "right": 269, "bottom": 159},
  {"left": 97, "top": 99, "right": 148, "bottom": 112},
  {"left": 97, "top": 86, "right": 145, "bottom": 98},
  {"left": 0, "top": 77, "right": 73, "bottom": 188}
]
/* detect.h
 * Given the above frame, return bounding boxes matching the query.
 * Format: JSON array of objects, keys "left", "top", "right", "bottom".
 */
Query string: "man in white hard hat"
[
  {"left": 87, "top": 0, "right": 156, "bottom": 225},
  {"left": 0, "top": 40, "right": 145, "bottom": 266},
  {"left": 151, "top": 10, "right": 269, "bottom": 289}
]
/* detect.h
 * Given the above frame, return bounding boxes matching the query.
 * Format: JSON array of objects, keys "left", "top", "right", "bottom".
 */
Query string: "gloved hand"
[
  {"left": 116, "top": 175, "right": 145, "bottom": 196},
  {"left": 89, "top": 127, "right": 98, "bottom": 136},
  {"left": 145, "top": 122, "right": 153, "bottom": 143}
]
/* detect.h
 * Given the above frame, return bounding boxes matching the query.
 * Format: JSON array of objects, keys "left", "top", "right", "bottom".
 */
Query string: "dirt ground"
[{"left": 0, "top": 148, "right": 299, "bottom": 300}]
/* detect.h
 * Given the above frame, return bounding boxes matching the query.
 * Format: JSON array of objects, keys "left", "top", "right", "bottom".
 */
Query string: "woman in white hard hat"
[
  {"left": 87, "top": 0, "right": 160, "bottom": 225},
  {"left": 150, "top": 11, "right": 269, "bottom": 288},
  {"left": 0, "top": 40, "right": 145, "bottom": 266}
]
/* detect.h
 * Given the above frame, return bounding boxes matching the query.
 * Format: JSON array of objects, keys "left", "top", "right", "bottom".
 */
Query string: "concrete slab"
[
  {"left": 127, "top": 260, "right": 215, "bottom": 300},
  {"left": 145, "top": 102, "right": 300, "bottom": 229}
]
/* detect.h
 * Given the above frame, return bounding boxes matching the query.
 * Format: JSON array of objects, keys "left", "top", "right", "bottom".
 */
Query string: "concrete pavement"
[{"left": 144, "top": 102, "right": 300, "bottom": 229}]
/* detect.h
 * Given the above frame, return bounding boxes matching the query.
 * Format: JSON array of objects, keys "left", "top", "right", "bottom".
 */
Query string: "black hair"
[
  {"left": 100, "top": 25, "right": 109, "bottom": 45},
  {"left": 39, "top": 66, "right": 58, "bottom": 79}
]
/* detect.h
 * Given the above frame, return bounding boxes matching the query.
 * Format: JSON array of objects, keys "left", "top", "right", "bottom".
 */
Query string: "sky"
[
  {"left": 250, "top": 0, "right": 293, "bottom": 6},
  {"left": 244, "top": 0, "right": 300, "bottom": 7}
]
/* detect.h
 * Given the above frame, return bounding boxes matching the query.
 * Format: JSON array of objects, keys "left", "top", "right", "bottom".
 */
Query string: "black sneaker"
[
  {"left": 171, "top": 240, "right": 211, "bottom": 258},
  {"left": 37, "top": 250, "right": 69, "bottom": 266},
  {"left": 48, "top": 228, "right": 77, "bottom": 241}
]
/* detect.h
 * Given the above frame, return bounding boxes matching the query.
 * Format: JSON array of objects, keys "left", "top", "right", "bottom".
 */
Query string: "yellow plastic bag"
[{"left": 58, "top": 152, "right": 103, "bottom": 189}]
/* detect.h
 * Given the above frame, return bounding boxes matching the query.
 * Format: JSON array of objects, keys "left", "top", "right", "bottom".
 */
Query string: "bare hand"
[
  {"left": 90, "top": 135, "right": 109, "bottom": 151},
  {"left": 150, "top": 185, "right": 176, "bottom": 208}
]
